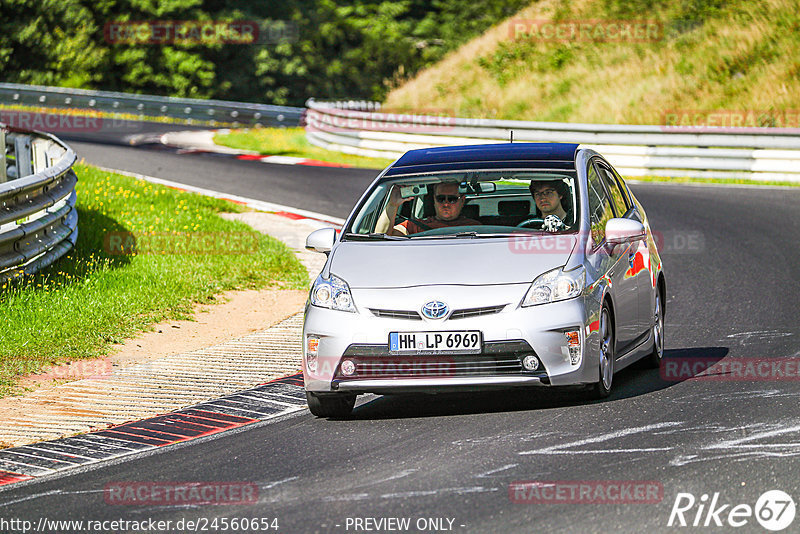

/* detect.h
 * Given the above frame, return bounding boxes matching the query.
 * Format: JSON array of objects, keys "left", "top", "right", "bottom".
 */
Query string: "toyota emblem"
[{"left": 421, "top": 301, "right": 449, "bottom": 320}]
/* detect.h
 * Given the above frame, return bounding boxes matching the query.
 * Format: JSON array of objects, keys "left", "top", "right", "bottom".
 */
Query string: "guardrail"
[
  {"left": 0, "top": 83, "right": 304, "bottom": 128},
  {"left": 305, "top": 99, "right": 800, "bottom": 182},
  {"left": 1, "top": 123, "right": 78, "bottom": 282}
]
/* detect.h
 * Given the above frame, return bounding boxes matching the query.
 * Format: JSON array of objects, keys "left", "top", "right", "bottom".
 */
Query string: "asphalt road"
[{"left": 2, "top": 135, "right": 799, "bottom": 533}]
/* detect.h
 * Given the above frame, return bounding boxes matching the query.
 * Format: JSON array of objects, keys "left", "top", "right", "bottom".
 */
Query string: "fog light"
[
  {"left": 565, "top": 329, "right": 582, "bottom": 366},
  {"left": 340, "top": 359, "right": 356, "bottom": 376},
  {"left": 521, "top": 354, "right": 540, "bottom": 371},
  {"left": 306, "top": 335, "right": 320, "bottom": 373}
]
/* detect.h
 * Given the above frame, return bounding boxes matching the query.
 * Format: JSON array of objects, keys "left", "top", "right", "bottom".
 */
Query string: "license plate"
[{"left": 389, "top": 331, "right": 482, "bottom": 354}]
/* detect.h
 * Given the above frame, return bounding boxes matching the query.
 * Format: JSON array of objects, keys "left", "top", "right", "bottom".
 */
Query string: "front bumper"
[
  {"left": 336, "top": 376, "right": 545, "bottom": 393},
  {"left": 302, "top": 285, "right": 601, "bottom": 394}
]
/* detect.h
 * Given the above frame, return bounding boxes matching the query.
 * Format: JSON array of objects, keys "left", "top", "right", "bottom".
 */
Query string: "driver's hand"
[{"left": 387, "top": 185, "right": 411, "bottom": 209}]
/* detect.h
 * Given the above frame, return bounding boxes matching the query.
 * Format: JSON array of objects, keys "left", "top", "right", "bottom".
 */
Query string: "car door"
[
  {"left": 598, "top": 162, "right": 654, "bottom": 341},
  {"left": 609, "top": 164, "right": 655, "bottom": 340},
  {"left": 586, "top": 160, "right": 639, "bottom": 354}
]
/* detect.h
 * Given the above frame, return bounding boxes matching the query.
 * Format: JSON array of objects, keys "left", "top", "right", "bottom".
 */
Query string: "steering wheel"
[
  {"left": 516, "top": 217, "right": 544, "bottom": 229},
  {"left": 395, "top": 213, "right": 433, "bottom": 231}
]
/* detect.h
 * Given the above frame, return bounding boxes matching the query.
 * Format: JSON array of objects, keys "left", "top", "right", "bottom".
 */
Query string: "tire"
[
  {"left": 306, "top": 391, "right": 356, "bottom": 418},
  {"left": 643, "top": 290, "right": 665, "bottom": 369},
  {"left": 588, "top": 304, "right": 614, "bottom": 399}
]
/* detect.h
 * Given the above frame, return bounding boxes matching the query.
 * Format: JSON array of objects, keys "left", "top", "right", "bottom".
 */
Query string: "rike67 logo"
[{"left": 668, "top": 490, "right": 796, "bottom": 531}]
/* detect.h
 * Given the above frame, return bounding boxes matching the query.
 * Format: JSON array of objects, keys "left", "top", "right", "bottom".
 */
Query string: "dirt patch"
[{"left": 9, "top": 288, "right": 307, "bottom": 397}]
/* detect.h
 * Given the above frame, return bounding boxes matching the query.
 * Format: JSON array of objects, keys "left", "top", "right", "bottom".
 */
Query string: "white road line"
[
  {"left": 258, "top": 476, "right": 299, "bottom": 490},
  {"left": 705, "top": 423, "right": 800, "bottom": 450},
  {"left": 0, "top": 490, "right": 62, "bottom": 508},
  {"left": 379, "top": 486, "right": 498, "bottom": 499},
  {"left": 518, "top": 421, "right": 683, "bottom": 455},
  {"left": 475, "top": 464, "right": 517, "bottom": 478},
  {"left": 526, "top": 448, "right": 674, "bottom": 454}
]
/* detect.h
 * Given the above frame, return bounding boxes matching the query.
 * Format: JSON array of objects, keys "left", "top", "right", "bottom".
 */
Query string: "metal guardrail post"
[
  {"left": 0, "top": 129, "right": 6, "bottom": 183},
  {"left": 14, "top": 135, "right": 32, "bottom": 178},
  {"left": 31, "top": 138, "right": 49, "bottom": 173}
]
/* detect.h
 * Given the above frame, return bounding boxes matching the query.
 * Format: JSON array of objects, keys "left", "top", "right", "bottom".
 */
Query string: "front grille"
[
  {"left": 336, "top": 340, "right": 547, "bottom": 381},
  {"left": 449, "top": 304, "right": 507, "bottom": 319},
  {"left": 368, "top": 304, "right": 507, "bottom": 321},
  {"left": 369, "top": 308, "right": 422, "bottom": 320},
  {"left": 339, "top": 355, "right": 523, "bottom": 379}
]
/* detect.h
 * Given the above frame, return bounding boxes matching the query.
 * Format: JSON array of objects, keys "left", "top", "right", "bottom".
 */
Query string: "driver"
[
  {"left": 530, "top": 180, "right": 572, "bottom": 227},
  {"left": 376, "top": 182, "right": 480, "bottom": 236}
]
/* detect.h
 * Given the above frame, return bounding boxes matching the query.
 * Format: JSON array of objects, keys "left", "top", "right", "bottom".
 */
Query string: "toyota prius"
[{"left": 302, "top": 143, "right": 665, "bottom": 417}]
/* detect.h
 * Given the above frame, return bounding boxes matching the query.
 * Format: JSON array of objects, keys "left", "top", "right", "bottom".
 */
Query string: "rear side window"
[
  {"left": 596, "top": 163, "right": 629, "bottom": 217},
  {"left": 587, "top": 164, "right": 614, "bottom": 245}
]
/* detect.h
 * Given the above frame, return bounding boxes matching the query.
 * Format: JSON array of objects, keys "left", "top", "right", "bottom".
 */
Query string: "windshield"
[{"left": 345, "top": 171, "right": 579, "bottom": 239}]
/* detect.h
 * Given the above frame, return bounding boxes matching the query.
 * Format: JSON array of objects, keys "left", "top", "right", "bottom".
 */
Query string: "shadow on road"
[{"left": 344, "top": 346, "right": 730, "bottom": 420}]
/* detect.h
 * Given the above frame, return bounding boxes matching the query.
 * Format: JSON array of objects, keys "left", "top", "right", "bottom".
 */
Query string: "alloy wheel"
[{"left": 600, "top": 308, "right": 613, "bottom": 390}]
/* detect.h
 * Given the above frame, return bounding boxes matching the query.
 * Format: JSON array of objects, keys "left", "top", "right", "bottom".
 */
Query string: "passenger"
[
  {"left": 377, "top": 182, "right": 480, "bottom": 236},
  {"left": 529, "top": 180, "right": 573, "bottom": 228}
]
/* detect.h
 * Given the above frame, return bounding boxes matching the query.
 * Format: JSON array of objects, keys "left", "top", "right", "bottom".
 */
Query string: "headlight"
[
  {"left": 521, "top": 266, "right": 585, "bottom": 307},
  {"left": 310, "top": 273, "right": 356, "bottom": 312}
]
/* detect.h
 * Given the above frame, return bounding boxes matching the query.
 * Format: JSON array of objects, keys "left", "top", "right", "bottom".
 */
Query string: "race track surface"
[{"left": 2, "top": 134, "right": 799, "bottom": 533}]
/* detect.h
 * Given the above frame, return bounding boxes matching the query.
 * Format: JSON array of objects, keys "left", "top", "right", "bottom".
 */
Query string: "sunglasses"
[{"left": 435, "top": 195, "right": 461, "bottom": 204}]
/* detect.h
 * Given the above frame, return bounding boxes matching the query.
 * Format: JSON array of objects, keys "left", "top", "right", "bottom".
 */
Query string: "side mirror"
[
  {"left": 605, "top": 218, "right": 646, "bottom": 245},
  {"left": 306, "top": 227, "right": 337, "bottom": 253}
]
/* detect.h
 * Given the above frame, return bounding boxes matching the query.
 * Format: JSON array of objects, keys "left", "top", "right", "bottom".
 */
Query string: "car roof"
[{"left": 382, "top": 142, "right": 579, "bottom": 178}]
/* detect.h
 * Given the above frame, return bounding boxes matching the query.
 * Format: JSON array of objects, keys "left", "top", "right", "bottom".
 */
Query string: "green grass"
[
  {"left": 0, "top": 163, "right": 309, "bottom": 397},
  {"left": 629, "top": 175, "right": 800, "bottom": 188},
  {"left": 214, "top": 127, "right": 395, "bottom": 169}
]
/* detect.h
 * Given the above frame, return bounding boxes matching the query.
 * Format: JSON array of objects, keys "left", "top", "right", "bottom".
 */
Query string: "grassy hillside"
[{"left": 384, "top": 0, "right": 800, "bottom": 125}]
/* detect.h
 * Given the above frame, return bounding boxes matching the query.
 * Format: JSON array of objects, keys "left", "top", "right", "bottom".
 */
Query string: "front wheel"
[
  {"left": 306, "top": 391, "right": 356, "bottom": 418},
  {"left": 588, "top": 304, "right": 614, "bottom": 399},
  {"left": 643, "top": 291, "right": 664, "bottom": 368}
]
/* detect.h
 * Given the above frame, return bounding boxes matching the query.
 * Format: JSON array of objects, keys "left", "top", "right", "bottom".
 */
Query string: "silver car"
[{"left": 302, "top": 143, "right": 665, "bottom": 417}]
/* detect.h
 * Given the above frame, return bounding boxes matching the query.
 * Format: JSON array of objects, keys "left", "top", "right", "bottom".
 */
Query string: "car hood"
[{"left": 330, "top": 235, "right": 577, "bottom": 289}]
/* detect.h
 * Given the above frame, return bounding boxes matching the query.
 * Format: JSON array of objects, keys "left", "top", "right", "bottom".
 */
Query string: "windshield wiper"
[
  {"left": 473, "top": 233, "right": 529, "bottom": 238},
  {"left": 408, "top": 231, "right": 479, "bottom": 240},
  {"left": 343, "top": 232, "right": 407, "bottom": 241}
]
